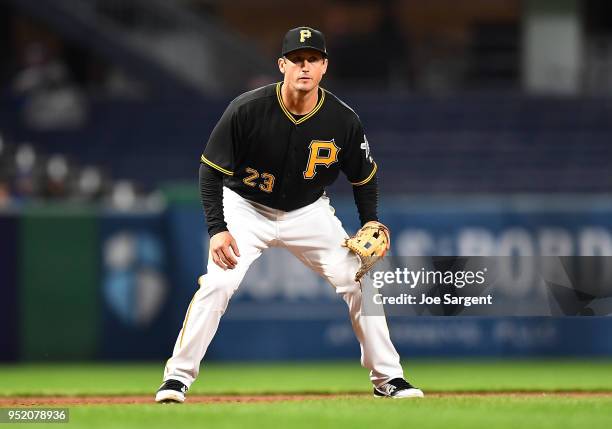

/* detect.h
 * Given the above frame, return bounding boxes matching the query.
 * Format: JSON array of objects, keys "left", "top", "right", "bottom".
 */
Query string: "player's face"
[{"left": 278, "top": 49, "right": 328, "bottom": 93}]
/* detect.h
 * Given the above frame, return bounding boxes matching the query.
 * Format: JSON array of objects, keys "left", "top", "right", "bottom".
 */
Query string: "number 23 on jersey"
[{"left": 243, "top": 167, "right": 275, "bottom": 193}]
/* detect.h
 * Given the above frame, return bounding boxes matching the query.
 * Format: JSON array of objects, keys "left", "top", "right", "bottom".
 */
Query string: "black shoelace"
[
  {"left": 388, "top": 378, "right": 414, "bottom": 390},
  {"left": 162, "top": 380, "right": 186, "bottom": 392}
]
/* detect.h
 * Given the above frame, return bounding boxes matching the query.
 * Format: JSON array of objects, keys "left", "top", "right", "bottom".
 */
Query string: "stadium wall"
[{"left": 1, "top": 194, "right": 612, "bottom": 361}]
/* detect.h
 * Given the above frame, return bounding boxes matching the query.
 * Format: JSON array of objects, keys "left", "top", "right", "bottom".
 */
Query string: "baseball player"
[{"left": 156, "top": 26, "right": 424, "bottom": 402}]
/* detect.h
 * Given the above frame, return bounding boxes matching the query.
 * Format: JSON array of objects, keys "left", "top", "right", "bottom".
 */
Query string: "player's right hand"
[{"left": 210, "top": 231, "right": 241, "bottom": 270}]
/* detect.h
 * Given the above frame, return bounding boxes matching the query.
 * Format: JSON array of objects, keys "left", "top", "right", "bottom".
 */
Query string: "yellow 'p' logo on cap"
[{"left": 299, "top": 29, "right": 312, "bottom": 43}]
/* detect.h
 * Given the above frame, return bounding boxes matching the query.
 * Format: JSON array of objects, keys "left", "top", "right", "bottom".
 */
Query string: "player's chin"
[{"left": 295, "top": 78, "right": 315, "bottom": 91}]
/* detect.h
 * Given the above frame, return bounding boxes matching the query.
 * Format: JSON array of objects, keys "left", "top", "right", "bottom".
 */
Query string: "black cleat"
[
  {"left": 155, "top": 379, "right": 188, "bottom": 403},
  {"left": 373, "top": 378, "right": 424, "bottom": 398}
]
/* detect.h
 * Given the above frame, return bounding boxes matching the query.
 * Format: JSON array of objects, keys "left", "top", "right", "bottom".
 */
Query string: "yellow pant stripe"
[{"left": 179, "top": 292, "right": 197, "bottom": 348}]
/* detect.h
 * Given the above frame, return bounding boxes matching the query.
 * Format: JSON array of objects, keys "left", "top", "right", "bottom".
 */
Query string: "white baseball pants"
[{"left": 163, "top": 187, "right": 404, "bottom": 388}]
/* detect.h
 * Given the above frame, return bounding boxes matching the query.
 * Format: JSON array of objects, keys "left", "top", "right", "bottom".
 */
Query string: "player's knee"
[
  {"left": 326, "top": 267, "right": 359, "bottom": 293},
  {"left": 197, "top": 275, "right": 239, "bottom": 302}
]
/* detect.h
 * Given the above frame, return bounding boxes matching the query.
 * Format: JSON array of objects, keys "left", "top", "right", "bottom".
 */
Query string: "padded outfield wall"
[{"left": 1, "top": 194, "right": 612, "bottom": 361}]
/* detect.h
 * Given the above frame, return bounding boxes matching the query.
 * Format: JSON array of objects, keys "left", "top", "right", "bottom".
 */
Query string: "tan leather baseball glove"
[{"left": 343, "top": 221, "right": 391, "bottom": 281}]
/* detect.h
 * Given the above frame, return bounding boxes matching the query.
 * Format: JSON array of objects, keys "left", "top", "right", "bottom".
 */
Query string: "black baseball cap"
[{"left": 282, "top": 26, "right": 328, "bottom": 58}]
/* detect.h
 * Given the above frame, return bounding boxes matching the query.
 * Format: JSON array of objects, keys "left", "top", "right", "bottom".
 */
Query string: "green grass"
[
  {"left": 2, "top": 360, "right": 612, "bottom": 396},
  {"left": 1, "top": 360, "right": 612, "bottom": 429},
  {"left": 9, "top": 397, "right": 612, "bottom": 429}
]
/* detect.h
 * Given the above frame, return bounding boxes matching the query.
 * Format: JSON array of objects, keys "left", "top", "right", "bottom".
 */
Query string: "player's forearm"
[
  {"left": 199, "top": 163, "right": 229, "bottom": 237},
  {"left": 352, "top": 174, "right": 379, "bottom": 226}
]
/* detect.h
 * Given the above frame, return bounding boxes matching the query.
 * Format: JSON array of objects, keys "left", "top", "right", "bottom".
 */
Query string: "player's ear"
[
  {"left": 321, "top": 58, "right": 328, "bottom": 75},
  {"left": 278, "top": 57, "right": 286, "bottom": 74}
]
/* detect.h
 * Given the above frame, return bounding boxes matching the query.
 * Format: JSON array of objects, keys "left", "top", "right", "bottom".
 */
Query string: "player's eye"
[{"left": 286, "top": 55, "right": 321, "bottom": 64}]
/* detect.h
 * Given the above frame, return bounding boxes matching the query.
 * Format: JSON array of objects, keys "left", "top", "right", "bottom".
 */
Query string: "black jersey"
[{"left": 201, "top": 82, "right": 376, "bottom": 211}]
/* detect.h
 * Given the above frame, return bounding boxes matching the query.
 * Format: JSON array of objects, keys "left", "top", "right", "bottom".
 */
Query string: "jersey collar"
[{"left": 276, "top": 82, "right": 325, "bottom": 125}]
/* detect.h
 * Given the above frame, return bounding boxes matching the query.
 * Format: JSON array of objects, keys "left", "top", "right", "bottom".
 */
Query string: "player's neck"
[{"left": 281, "top": 83, "right": 319, "bottom": 115}]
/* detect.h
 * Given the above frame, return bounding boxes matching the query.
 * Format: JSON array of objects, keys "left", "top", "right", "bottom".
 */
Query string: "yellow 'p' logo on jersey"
[
  {"left": 300, "top": 29, "right": 312, "bottom": 43},
  {"left": 303, "top": 139, "right": 340, "bottom": 179}
]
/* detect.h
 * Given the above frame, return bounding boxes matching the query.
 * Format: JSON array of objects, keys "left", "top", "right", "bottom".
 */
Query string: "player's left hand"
[
  {"left": 343, "top": 221, "right": 391, "bottom": 281},
  {"left": 364, "top": 221, "right": 391, "bottom": 256}
]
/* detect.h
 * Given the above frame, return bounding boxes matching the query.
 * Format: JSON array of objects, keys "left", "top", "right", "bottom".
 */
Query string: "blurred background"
[{"left": 1, "top": 0, "right": 612, "bottom": 363}]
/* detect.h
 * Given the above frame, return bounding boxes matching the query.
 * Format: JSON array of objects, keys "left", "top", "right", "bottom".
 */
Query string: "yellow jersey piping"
[
  {"left": 351, "top": 162, "right": 378, "bottom": 186},
  {"left": 276, "top": 82, "right": 325, "bottom": 125},
  {"left": 201, "top": 155, "right": 234, "bottom": 176}
]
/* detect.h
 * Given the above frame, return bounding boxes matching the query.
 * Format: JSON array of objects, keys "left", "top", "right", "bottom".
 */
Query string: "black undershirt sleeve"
[
  {"left": 352, "top": 174, "right": 379, "bottom": 225},
  {"left": 199, "top": 163, "right": 228, "bottom": 237}
]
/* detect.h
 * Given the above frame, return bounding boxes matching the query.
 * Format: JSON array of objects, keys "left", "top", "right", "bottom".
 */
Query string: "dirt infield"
[{"left": 2, "top": 392, "right": 612, "bottom": 406}]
